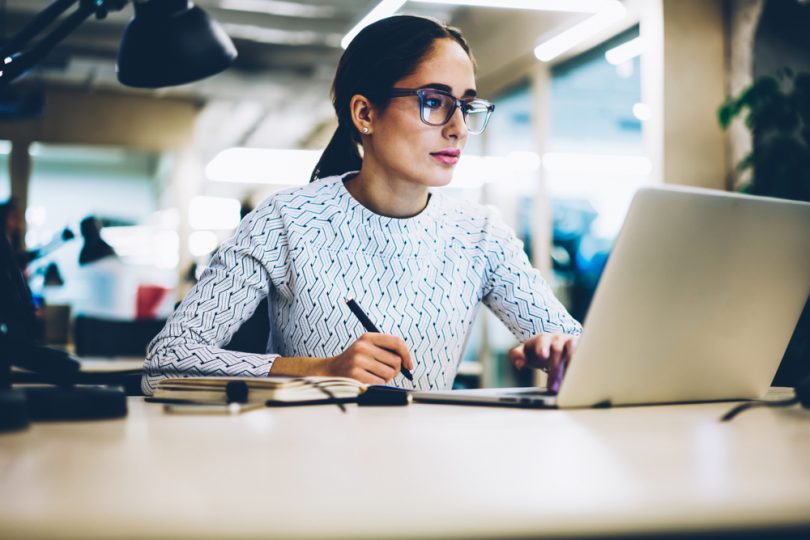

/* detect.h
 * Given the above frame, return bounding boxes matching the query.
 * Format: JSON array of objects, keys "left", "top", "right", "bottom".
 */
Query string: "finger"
[
  {"left": 526, "top": 334, "right": 552, "bottom": 368},
  {"left": 548, "top": 357, "right": 568, "bottom": 394},
  {"left": 508, "top": 345, "right": 526, "bottom": 370},
  {"left": 360, "top": 355, "right": 398, "bottom": 382},
  {"left": 358, "top": 370, "right": 388, "bottom": 385},
  {"left": 348, "top": 367, "right": 386, "bottom": 385},
  {"left": 366, "top": 344, "right": 403, "bottom": 372},
  {"left": 548, "top": 337, "right": 564, "bottom": 372},
  {"left": 365, "top": 334, "right": 413, "bottom": 370},
  {"left": 563, "top": 336, "right": 578, "bottom": 362}
]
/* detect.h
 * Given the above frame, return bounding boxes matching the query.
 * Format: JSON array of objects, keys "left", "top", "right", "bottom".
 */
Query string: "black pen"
[{"left": 344, "top": 297, "right": 414, "bottom": 381}]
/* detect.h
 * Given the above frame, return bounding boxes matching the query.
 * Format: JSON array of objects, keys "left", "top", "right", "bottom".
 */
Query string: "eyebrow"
[{"left": 418, "top": 83, "right": 477, "bottom": 98}]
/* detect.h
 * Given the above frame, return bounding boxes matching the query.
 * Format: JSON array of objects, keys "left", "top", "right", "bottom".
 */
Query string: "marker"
[{"left": 344, "top": 297, "right": 414, "bottom": 382}]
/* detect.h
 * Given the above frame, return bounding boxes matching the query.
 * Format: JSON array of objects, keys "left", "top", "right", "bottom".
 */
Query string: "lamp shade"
[{"left": 116, "top": 0, "right": 237, "bottom": 88}]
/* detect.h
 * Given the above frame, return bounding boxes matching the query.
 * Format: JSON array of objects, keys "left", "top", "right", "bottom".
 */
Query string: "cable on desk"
[
  {"left": 722, "top": 376, "right": 810, "bottom": 422},
  {"left": 720, "top": 397, "right": 799, "bottom": 422}
]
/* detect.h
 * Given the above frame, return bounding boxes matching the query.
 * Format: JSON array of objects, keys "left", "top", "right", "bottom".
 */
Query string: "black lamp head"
[{"left": 117, "top": 0, "right": 237, "bottom": 88}]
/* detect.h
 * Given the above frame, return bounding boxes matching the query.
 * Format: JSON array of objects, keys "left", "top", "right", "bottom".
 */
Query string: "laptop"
[{"left": 412, "top": 186, "right": 810, "bottom": 409}]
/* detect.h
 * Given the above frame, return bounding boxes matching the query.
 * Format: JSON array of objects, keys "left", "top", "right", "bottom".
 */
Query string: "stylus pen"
[{"left": 344, "top": 297, "right": 414, "bottom": 382}]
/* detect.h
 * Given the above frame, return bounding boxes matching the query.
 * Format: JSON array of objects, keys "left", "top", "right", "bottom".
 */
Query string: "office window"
[
  {"left": 546, "top": 26, "right": 647, "bottom": 321},
  {"left": 452, "top": 80, "right": 543, "bottom": 388}
]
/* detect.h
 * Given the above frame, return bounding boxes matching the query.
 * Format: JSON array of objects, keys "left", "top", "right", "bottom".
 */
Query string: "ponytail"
[{"left": 310, "top": 122, "right": 362, "bottom": 182}]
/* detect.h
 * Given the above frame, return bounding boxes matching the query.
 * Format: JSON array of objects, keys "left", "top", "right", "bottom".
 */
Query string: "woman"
[{"left": 143, "top": 15, "right": 581, "bottom": 394}]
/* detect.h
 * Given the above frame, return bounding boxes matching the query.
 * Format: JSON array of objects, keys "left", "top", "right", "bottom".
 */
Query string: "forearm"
[{"left": 270, "top": 356, "right": 332, "bottom": 377}]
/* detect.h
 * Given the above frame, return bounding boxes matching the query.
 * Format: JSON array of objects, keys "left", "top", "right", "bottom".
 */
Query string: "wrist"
[{"left": 270, "top": 356, "right": 331, "bottom": 377}]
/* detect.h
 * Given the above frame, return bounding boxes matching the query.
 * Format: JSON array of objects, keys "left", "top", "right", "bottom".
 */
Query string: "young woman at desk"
[{"left": 143, "top": 15, "right": 581, "bottom": 394}]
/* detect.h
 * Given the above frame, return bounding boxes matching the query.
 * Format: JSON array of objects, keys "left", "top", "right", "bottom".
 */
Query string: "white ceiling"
[{"left": 2, "top": 1, "right": 632, "bottom": 157}]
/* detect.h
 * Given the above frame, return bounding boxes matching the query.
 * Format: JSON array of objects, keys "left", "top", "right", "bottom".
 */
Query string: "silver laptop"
[{"left": 413, "top": 186, "right": 810, "bottom": 409}]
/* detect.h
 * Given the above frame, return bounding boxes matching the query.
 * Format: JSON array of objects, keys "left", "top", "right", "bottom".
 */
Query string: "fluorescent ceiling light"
[
  {"left": 410, "top": 0, "right": 608, "bottom": 12},
  {"left": 206, "top": 148, "right": 322, "bottom": 185},
  {"left": 542, "top": 152, "right": 652, "bottom": 176},
  {"left": 189, "top": 196, "right": 241, "bottom": 230},
  {"left": 223, "top": 24, "right": 341, "bottom": 47},
  {"left": 100, "top": 226, "right": 180, "bottom": 269},
  {"left": 534, "top": 0, "right": 626, "bottom": 62},
  {"left": 188, "top": 230, "right": 219, "bottom": 257},
  {"left": 605, "top": 36, "right": 644, "bottom": 65},
  {"left": 341, "top": 0, "right": 406, "bottom": 49},
  {"left": 219, "top": 0, "right": 338, "bottom": 18}
]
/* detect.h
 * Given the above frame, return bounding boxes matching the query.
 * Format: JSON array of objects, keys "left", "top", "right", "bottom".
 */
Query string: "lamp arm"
[
  {"left": 0, "top": 0, "right": 77, "bottom": 59},
  {"left": 0, "top": 0, "right": 129, "bottom": 87}
]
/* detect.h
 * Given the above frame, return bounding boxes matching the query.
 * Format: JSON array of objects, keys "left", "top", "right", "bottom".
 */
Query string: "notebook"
[
  {"left": 412, "top": 186, "right": 810, "bottom": 409},
  {"left": 153, "top": 376, "right": 365, "bottom": 405}
]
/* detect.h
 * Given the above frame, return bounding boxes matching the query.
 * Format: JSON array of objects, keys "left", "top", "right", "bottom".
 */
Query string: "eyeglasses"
[{"left": 389, "top": 87, "right": 495, "bottom": 135}]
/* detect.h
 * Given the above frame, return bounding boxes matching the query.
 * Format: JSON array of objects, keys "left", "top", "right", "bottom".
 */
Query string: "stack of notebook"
[{"left": 153, "top": 376, "right": 366, "bottom": 405}]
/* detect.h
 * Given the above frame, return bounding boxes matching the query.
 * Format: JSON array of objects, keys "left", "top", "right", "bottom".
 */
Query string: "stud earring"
[{"left": 362, "top": 127, "right": 369, "bottom": 134}]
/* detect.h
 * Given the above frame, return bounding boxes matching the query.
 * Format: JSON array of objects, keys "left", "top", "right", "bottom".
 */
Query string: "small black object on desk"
[
  {"left": 357, "top": 385, "right": 411, "bottom": 406},
  {"left": 0, "top": 235, "right": 129, "bottom": 433}
]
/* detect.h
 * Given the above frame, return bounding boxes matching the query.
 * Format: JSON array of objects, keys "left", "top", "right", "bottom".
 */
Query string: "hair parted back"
[{"left": 309, "top": 15, "right": 473, "bottom": 182}]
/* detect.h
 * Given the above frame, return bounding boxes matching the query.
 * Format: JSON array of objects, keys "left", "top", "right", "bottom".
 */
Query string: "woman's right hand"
[{"left": 325, "top": 333, "right": 414, "bottom": 384}]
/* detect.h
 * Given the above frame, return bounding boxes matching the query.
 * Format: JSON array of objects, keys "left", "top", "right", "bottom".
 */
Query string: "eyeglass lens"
[{"left": 419, "top": 91, "right": 491, "bottom": 134}]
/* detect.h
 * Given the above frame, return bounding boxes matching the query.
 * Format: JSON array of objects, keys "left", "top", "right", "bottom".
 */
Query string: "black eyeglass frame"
[{"left": 388, "top": 87, "right": 495, "bottom": 134}]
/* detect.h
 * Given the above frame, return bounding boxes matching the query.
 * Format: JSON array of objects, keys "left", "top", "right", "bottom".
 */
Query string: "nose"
[{"left": 442, "top": 105, "right": 468, "bottom": 142}]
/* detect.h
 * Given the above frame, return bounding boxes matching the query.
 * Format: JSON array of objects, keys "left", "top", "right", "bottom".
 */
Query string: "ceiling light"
[
  {"left": 605, "top": 37, "right": 644, "bottom": 65},
  {"left": 223, "top": 24, "right": 339, "bottom": 46},
  {"left": 341, "top": 0, "right": 406, "bottom": 49},
  {"left": 206, "top": 148, "right": 322, "bottom": 185},
  {"left": 219, "top": 0, "right": 338, "bottom": 18},
  {"left": 188, "top": 196, "right": 241, "bottom": 230},
  {"left": 534, "top": 0, "right": 626, "bottom": 62},
  {"left": 409, "top": 0, "right": 608, "bottom": 12},
  {"left": 188, "top": 231, "right": 219, "bottom": 257}
]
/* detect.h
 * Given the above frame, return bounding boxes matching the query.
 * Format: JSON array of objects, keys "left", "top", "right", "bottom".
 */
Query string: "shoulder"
[{"left": 252, "top": 175, "right": 343, "bottom": 218}]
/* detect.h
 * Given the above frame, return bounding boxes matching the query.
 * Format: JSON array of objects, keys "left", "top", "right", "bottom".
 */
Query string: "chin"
[{"left": 422, "top": 167, "right": 456, "bottom": 187}]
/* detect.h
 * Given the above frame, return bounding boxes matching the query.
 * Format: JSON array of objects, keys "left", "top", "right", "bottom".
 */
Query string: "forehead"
[{"left": 395, "top": 38, "right": 476, "bottom": 95}]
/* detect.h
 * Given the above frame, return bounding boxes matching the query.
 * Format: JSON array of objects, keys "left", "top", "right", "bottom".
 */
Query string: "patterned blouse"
[{"left": 142, "top": 172, "right": 581, "bottom": 394}]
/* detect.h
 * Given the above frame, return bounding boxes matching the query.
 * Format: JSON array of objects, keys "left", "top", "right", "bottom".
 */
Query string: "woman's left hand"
[{"left": 508, "top": 333, "right": 579, "bottom": 389}]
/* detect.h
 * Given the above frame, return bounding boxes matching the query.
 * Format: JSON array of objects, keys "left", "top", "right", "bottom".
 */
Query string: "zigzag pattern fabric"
[{"left": 143, "top": 173, "right": 581, "bottom": 394}]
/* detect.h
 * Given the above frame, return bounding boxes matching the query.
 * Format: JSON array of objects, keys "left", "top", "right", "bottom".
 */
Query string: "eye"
[{"left": 423, "top": 94, "right": 446, "bottom": 109}]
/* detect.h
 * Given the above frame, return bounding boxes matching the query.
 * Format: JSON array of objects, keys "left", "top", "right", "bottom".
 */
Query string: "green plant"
[{"left": 718, "top": 69, "right": 810, "bottom": 202}]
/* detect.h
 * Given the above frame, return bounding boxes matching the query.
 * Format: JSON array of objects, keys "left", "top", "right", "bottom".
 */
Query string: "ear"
[{"left": 349, "top": 94, "right": 376, "bottom": 135}]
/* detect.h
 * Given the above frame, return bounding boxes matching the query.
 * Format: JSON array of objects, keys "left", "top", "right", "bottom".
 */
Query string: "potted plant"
[
  {"left": 718, "top": 69, "right": 810, "bottom": 386},
  {"left": 719, "top": 69, "right": 810, "bottom": 201}
]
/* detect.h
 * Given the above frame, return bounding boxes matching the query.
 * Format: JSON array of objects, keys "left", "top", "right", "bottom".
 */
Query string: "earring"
[{"left": 362, "top": 127, "right": 369, "bottom": 134}]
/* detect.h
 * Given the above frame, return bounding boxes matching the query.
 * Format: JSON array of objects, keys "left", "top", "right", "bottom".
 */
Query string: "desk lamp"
[{"left": 0, "top": 0, "right": 237, "bottom": 88}]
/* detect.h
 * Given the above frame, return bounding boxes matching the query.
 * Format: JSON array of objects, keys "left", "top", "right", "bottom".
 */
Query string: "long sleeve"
[
  {"left": 141, "top": 201, "right": 289, "bottom": 394},
  {"left": 481, "top": 210, "right": 582, "bottom": 342}
]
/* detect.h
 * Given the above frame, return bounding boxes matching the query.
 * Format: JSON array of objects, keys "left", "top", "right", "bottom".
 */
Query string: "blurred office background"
[{"left": 1, "top": 0, "right": 808, "bottom": 387}]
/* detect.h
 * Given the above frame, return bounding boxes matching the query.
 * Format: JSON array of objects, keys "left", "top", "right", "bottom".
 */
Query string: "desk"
[{"left": 1, "top": 395, "right": 809, "bottom": 538}]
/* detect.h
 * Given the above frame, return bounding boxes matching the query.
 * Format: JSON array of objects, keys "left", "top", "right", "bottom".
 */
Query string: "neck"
[{"left": 345, "top": 164, "right": 430, "bottom": 219}]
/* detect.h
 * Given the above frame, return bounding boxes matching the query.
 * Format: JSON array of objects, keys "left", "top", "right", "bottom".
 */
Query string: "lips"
[{"left": 430, "top": 148, "right": 461, "bottom": 166}]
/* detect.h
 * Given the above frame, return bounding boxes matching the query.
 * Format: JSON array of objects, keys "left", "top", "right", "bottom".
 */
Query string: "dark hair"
[{"left": 310, "top": 15, "right": 474, "bottom": 182}]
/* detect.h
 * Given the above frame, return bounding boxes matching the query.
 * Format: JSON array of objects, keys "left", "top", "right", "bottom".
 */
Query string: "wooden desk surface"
[{"left": 1, "top": 395, "right": 809, "bottom": 539}]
